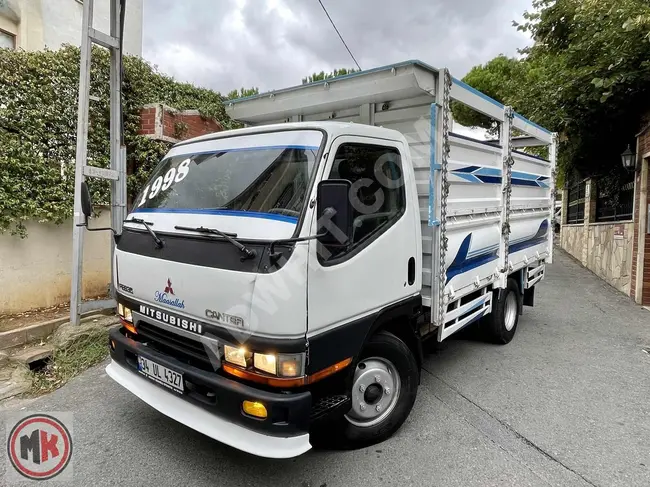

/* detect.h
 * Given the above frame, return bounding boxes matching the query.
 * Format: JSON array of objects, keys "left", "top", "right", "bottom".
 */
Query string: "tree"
[
  {"left": 453, "top": 0, "right": 650, "bottom": 179},
  {"left": 302, "top": 68, "right": 359, "bottom": 84},
  {"left": 225, "top": 87, "right": 259, "bottom": 100},
  {"left": 451, "top": 55, "right": 527, "bottom": 135}
]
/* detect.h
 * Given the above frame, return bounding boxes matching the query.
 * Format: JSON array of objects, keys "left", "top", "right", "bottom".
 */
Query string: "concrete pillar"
[
  {"left": 581, "top": 178, "right": 596, "bottom": 265},
  {"left": 560, "top": 186, "right": 569, "bottom": 243},
  {"left": 634, "top": 158, "right": 649, "bottom": 304}
]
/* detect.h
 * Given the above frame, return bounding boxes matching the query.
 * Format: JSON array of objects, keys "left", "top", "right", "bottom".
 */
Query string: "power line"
[{"left": 317, "top": 0, "right": 361, "bottom": 71}]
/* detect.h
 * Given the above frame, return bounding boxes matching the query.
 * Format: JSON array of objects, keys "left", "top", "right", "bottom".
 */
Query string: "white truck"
[{"left": 97, "top": 60, "right": 556, "bottom": 458}]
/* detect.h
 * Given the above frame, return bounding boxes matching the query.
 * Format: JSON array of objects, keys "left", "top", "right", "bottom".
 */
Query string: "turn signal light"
[
  {"left": 242, "top": 400, "right": 267, "bottom": 419},
  {"left": 223, "top": 364, "right": 307, "bottom": 388},
  {"left": 307, "top": 357, "right": 353, "bottom": 385},
  {"left": 121, "top": 318, "right": 137, "bottom": 335}
]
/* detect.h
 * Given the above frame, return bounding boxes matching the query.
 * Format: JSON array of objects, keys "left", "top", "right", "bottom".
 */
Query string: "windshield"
[{"left": 134, "top": 130, "right": 323, "bottom": 224}]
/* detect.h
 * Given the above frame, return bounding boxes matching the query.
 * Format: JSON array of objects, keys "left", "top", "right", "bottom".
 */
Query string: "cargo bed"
[{"left": 226, "top": 60, "right": 557, "bottom": 339}]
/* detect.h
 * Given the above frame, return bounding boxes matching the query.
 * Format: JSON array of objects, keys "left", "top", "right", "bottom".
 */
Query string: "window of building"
[
  {"left": 0, "top": 29, "right": 15, "bottom": 50},
  {"left": 324, "top": 142, "right": 405, "bottom": 259}
]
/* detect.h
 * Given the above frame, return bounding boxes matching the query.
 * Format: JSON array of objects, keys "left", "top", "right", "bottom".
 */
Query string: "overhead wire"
[{"left": 317, "top": 0, "right": 361, "bottom": 71}]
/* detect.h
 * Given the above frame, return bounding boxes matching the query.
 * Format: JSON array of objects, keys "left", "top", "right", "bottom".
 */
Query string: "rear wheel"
[
  {"left": 484, "top": 278, "right": 520, "bottom": 344},
  {"left": 337, "top": 331, "right": 418, "bottom": 447}
]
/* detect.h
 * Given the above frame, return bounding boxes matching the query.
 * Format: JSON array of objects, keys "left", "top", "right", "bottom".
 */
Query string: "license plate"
[{"left": 137, "top": 356, "right": 184, "bottom": 393}]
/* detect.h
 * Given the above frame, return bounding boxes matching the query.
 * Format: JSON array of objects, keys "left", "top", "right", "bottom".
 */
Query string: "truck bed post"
[
  {"left": 548, "top": 133, "right": 559, "bottom": 264},
  {"left": 497, "top": 106, "right": 514, "bottom": 289},
  {"left": 433, "top": 68, "right": 451, "bottom": 337}
]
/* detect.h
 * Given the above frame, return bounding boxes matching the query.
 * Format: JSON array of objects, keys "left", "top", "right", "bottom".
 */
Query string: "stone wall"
[
  {"left": 560, "top": 225, "right": 585, "bottom": 263},
  {"left": 560, "top": 178, "right": 635, "bottom": 297},
  {"left": 586, "top": 223, "right": 635, "bottom": 295}
]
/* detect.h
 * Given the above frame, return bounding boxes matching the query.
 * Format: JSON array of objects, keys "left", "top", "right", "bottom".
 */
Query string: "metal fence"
[
  {"left": 595, "top": 178, "right": 635, "bottom": 223},
  {"left": 566, "top": 180, "right": 586, "bottom": 224}
]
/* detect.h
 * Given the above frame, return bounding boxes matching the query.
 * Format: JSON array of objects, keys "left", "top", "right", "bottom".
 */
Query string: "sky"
[{"left": 142, "top": 0, "right": 535, "bottom": 95}]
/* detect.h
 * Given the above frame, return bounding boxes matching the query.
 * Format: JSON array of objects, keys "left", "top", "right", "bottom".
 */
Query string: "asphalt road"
[{"left": 2, "top": 250, "right": 649, "bottom": 487}]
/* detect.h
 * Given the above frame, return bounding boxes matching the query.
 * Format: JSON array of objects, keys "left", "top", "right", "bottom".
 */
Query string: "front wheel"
[
  {"left": 337, "top": 331, "right": 419, "bottom": 447},
  {"left": 484, "top": 278, "right": 520, "bottom": 344}
]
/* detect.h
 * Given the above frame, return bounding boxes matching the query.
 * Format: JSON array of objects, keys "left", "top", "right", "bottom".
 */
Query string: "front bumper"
[{"left": 108, "top": 328, "right": 312, "bottom": 458}]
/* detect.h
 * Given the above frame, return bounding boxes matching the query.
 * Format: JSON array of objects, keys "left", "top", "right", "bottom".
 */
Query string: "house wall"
[
  {"left": 0, "top": 211, "right": 112, "bottom": 314},
  {"left": 0, "top": 0, "right": 143, "bottom": 55}
]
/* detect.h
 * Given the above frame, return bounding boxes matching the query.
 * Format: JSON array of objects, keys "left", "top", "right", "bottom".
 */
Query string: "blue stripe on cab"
[{"left": 131, "top": 208, "right": 299, "bottom": 224}]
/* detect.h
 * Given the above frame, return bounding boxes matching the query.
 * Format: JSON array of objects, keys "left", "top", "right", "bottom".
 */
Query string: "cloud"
[{"left": 142, "top": 0, "right": 533, "bottom": 95}]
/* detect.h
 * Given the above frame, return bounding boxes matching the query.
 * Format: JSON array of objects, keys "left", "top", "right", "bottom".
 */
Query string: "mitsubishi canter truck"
[{"left": 100, "top": 60, "right": 557, "bottom": 458}]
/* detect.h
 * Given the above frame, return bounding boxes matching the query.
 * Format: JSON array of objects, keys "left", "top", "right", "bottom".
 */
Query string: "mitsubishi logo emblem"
[{"left": 164, "top": 278, "right": 174, "bottom": 295}]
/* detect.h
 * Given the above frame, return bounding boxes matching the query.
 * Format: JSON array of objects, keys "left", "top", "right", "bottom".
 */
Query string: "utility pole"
[{"left": 70, "top": 0, "right": 127, "bottom": 325}]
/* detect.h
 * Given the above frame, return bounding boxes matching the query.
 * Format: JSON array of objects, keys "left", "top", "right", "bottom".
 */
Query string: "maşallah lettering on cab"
[{"left": 154, "top": 277, "right": 185, "bottom": 309}]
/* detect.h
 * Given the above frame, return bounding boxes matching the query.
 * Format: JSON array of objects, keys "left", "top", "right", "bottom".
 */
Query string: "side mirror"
[
  {"left": 316, "top": 179, "right": 353, "bottom": 246},
  {"left": 80, "top": 182, "right": 93, "bottom": 220}
]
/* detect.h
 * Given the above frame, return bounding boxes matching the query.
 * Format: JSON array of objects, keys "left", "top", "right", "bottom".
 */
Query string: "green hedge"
[{"left": 0, "top": 45, "right": 232, "bottom": 236}]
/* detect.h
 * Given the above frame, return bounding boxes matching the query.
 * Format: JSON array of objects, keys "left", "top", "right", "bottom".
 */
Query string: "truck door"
[{"left": 306, "top": 136, "right": 419, "bottom": 338}]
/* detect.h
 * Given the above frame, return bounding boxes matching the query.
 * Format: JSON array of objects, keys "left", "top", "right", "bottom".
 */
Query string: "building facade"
[{"left": 0, "top": 0, "right": 143, "bottom": 55}]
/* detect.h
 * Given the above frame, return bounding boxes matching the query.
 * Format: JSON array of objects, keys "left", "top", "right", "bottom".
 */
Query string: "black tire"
[
  {"left": 484, "top": 278, "right": 520, "bottom": 344},
  {"left": 332, "top": 331, "right": 419, "bottom": 448}
]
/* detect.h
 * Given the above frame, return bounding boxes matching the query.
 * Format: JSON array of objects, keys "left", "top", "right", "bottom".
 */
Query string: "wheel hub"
[
  {"left": 364, "top": 384, "right": 383, "bottom": 404},
  {"left": 504, "top": 291, "right": 518, "bottom": 331},
  {"left": 345, "top": 357, "right": 401, "bottom": 427}
]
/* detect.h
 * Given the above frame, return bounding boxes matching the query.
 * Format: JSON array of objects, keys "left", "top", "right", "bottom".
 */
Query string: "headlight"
[
  {"left": 118, "top": 303, "right": 133, "bottom": 323},
  {"left": 253, "top": 353, "right": 277, "bottom": 375},
  {"left": 252, "top": 352, "right": 303, "bottom": 377},
  {"left": 278, "top": 354, "right": 303, "bottom": 377},
  {"left": 224, "top": 345, "right": 250, "bottom": 368}
]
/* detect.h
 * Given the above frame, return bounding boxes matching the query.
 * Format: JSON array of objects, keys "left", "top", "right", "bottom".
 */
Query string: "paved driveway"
[{"left": 2, "top": 250, "right": 649, "bottom": 486}]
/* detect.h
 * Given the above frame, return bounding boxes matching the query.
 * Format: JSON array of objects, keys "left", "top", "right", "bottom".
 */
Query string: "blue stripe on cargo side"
[
  {"left": 446, "top": 220, "right": 549, "bottom": 282},
  {"left": 131, "top": 208, "right": 299, "bottom": 224},
  {"left": 474, "top": 167, "right": 502, "bottom": 177},
  {"left": 454, "top": 173, "right": 482, "bottom": 184},
  {"left": 509, "top": 220, "right": 549, "bottom": 253},
  {"left": 475, "top": 175, "right": 502, "bottom": 185},
  {"left": 453, "top": 165, "right": 481, "bottom": 173},
  {"left": 429, "top": 104, "right": 437, "bottom": 227},
  {"left": 511, "top": 171, "right": 540, "bottom": 181}
]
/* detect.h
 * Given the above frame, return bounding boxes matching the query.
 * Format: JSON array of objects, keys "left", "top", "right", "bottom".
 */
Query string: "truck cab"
[{"left": 107, "top": 121, "right": 423, "bottom": 458}]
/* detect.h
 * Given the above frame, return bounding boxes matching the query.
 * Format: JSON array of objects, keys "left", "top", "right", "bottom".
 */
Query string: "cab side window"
[{"left": 327, "top": 143, "right": 405, "bottom": 254}]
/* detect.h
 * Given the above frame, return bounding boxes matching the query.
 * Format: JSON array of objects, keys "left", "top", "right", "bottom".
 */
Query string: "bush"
[{"left": 0, "top": 45, "right": 232, "bottom": 236}]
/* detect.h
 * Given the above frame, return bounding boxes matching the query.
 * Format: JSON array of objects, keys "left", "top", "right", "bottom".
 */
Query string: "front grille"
[{"left": 137, "top": 321, "right": 213, "bottom": 369}]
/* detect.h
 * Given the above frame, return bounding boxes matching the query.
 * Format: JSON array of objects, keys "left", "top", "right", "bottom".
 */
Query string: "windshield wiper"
[
  {"left": 125, "top": 218, "right": 164, "bottom": 248},
  {"left": 174, "top": 225, "right": 256, "bottom": 260}
]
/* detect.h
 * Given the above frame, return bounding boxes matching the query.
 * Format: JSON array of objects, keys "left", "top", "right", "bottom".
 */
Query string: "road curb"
[{"left": 0, "top": 312, "right": 112, "bottom": 351}]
